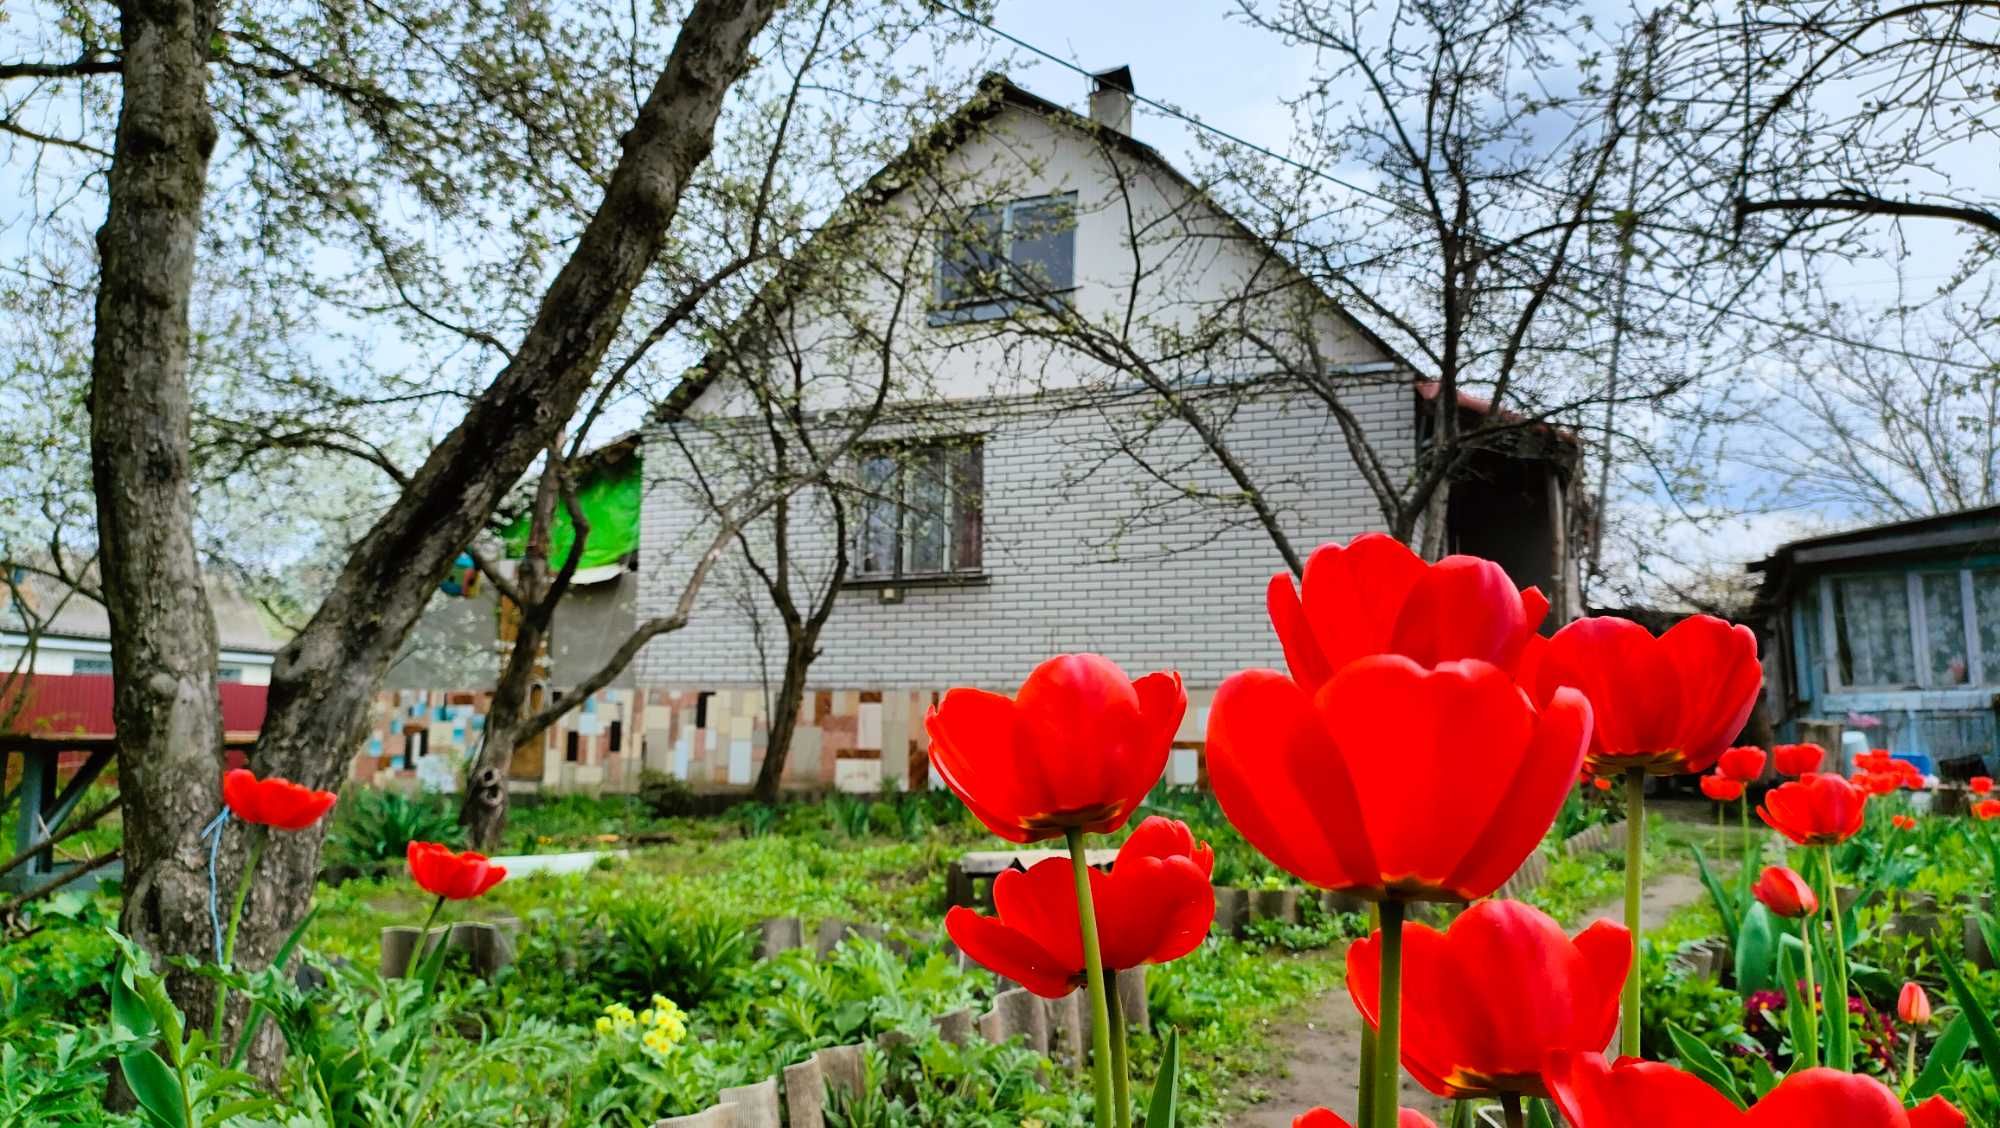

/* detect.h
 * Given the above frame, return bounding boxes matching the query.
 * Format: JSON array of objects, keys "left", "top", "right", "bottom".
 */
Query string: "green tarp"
[{"left": 500, "top": 455, "right": 640, "bottom": 570}]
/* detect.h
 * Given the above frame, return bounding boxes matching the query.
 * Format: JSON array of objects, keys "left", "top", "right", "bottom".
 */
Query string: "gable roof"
[{"left": 653, "top": 72, "right": 1414, "bottom": 423}]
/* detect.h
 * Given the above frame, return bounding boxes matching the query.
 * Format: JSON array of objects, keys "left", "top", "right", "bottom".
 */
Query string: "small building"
[{"left": 1749, "top": 504, "right": 2000, "bottom": 775}]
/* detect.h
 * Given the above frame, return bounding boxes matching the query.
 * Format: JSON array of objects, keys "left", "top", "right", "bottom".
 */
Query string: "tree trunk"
[
  {"left": 103, "top": 0, "right": 778, "bottom": 1039},
  {"left": 751, "top": 633, "right": 817, "bottom": 803},
  {"left": 87, "top": 0, "right": 224, "bottom": 1037},
  {"left": 460, "top": 459, "right": 563, "bottom": 852}
]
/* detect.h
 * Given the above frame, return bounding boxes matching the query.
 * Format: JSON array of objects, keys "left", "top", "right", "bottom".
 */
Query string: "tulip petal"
[
  {"left": 1743, "top": 1068, "right": 1905, "bottom": 1125},
  {"left": 1318, "top": 657, "right": 1534, "bottom": 896},
  {"left": 1908, "top": 1095, "right": 1969, "bottom": 1128},
  {"left": 1207, "top": 669, "right": 1376, "bottom": 891},
  {"left": 991, "top": 860, "right": 1086, "bottom": 970},
  {"left": 1441, "top": 685, "right": 1591, "bottom": 899},
  {"left": 1268, "top": 571, "right": 1332, "bottom": 690},
  {"left": 1298, "top": 534, "right": 1425, "bottom": 673},
  {"left": 1388, "top": 555, "right": 1527, "bottom": 670},
  {"left": 1659, "top": 616, "right": 1761, "bottom": 773},
  {"left": 1542, "top": 1052, "right": 1742, "bottom": 1128},
  {"left": 1540, "top": 617, "right": 1682, "bottom": 765},
  {"left": 944, "top": 905, "right": 1078, "bottom": 999},
  {"left": 927, "top": 689, "right": 1044, "bottom": 842}
]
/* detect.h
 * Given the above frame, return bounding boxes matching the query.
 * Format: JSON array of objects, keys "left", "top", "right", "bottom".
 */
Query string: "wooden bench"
[{"left": 945, "top": 848, "right": 1119, "bottom": 909}]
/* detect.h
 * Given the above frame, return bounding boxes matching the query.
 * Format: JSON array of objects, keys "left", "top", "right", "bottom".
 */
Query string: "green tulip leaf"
[
  {"left": 1667, "top": 1021, "right": 1745, "bottom": 1108},
  {"left": 1911, "top": 1013, "right": 1971, "bottom": 1100},
  {"left": 1145, "top": 1028, "right": 1180, "bottom": 1128},
  {"left": 118, "top": 1049, "right": 187, "bottom": 1128},
  {"left": 1933, "top": 943, "right": 2000, "bottom": 1088},
  {"left": 1690, "top": 844, "right": 1741, "bottom": 942},
  {"left": 1735, "top": 904, "right": 1777, "bottom": 995}
]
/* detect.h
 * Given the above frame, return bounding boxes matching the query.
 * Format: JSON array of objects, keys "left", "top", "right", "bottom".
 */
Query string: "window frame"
[
  {"left": 1818, "top": 565, "right": 1990, "bottom": 693},
  {"left": 929, "top": 192, "right": 1078, "bottom": 325},
  {"left": 848, "top": 437, "right": 986, "bottom": 585}
]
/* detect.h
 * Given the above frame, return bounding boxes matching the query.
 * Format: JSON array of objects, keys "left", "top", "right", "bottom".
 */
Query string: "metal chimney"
[{"left": 1089, "top": 66, "right": 1135, "bottom": 136}]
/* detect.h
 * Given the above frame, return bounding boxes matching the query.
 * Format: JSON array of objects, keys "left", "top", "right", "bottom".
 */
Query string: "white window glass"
[
  {"left": 857, "top": 454, "right": 899, "bottom": 577},
  {"left": 1832, "top": 574, "right": 1915, "bottom": 687},
  {"left": 1975, "top": 570, "right": 2000, "bottom": 684},
  {"left": 1921, "top": 573, "right": 1969, "bottom": 685},
  {"left": 904, "top": 449, "right": 951, "bottom": 574}
]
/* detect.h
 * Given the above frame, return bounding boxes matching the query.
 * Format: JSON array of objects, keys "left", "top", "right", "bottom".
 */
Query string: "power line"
[{"left": 934, "top": 2, "right": 1994, "bottom": 374}]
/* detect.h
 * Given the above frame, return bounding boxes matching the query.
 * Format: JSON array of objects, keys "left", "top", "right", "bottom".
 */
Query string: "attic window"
[{"left": 931, "top": 194, "right": 1076, "bottom": 324}]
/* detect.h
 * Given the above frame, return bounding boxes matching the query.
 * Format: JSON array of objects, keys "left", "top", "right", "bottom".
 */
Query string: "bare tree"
[
  {"left": 79, "top": 0, "right": 781, "bottom": 1043},
  {"left": 1742, "top": 286, "right": 2000, "bottom": 521}
]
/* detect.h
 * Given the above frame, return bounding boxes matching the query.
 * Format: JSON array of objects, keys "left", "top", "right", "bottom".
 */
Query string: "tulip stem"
[
  {"left": 1819, "top": 846, "right": 1851, "bottom": 1071},
  {"left": 1357, "top": 902, "right": 1378, "bottom": 1122},
  {"left": 1621, "top": 768, "right": 1644, "bottom": 1058},
  {"left": 1105, "top": 966, "right": 1131, "bottom": 1128},
  {"left": 1067, "top": 827, "right": 1116, "bottom": 1128},
  {"left": 1372, "top": 900, "right": 1406, "bottom": 1128},
  {"left": 1500, "top": 1094, "right": 1526, "bottom": 1128},
  {"left": 211, "top": 830, "right": 268, "bottom": 1047},
  {"left": 1798, "top": 908, "right": 1820, "bottom": 1069}
]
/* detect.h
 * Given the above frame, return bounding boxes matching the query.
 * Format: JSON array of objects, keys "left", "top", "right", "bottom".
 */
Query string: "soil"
[{"left": 1229, "top": 870, "right": 1710, "bottom": 1126}]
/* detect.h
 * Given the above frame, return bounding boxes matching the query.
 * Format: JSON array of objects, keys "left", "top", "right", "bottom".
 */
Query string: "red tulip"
[
  {"left": 1699, "top": 775, "right": 1745, "bottom": 802},
  {"left": 1773, "top": 742, "right": 1825, "bottom": 776},
  {"left": 1891, "top": 814, "right": 1917, "bottom": 831},
  {"left": 1533, "top": 615, "right": 1760, "bottom": 777},
  {"left": 1970, "top": 776, "right": 1993, "bottom": 796},
  {"left": 1207, "top": 655, "right": 1590, "bottom": 901},
  {"left": 222, "top": 768, "right": 337, "bottom": 832},
  {"left": 1750, "top": 865, "right": 1818, "bottom": 918},
  {"left": 1909, "top": 1096, "right": 1969, "bottom": 1128},
  {"left": 1758, "top": 773, "right": 1867, "bottom": 846},
  {"left": 1976, "top": 799, "right": 2000, "bottom": 821},
  {"left": 406, "top": 841, "right": 507, "bottom": 900},
  {"left": 927, "top": 654, "right": 1185, "bottom": 844},
  {"left": 1590, "top": 776, "right": 1614, "bottom": 792},
  {"left": 1717, "top": 745, "right": 1767, "bottom": 782},
  {"left": 944, "top": 816, "right": 1214, "bottom": 998},
  {"left": 1293, "top": 1109, "right": 1436, "bottom": 1128},
  {"left": 1544, "top": 1053, "right": 1961, "bottom": 1127},
  {"left": 1898, "top": 982, "right": 1932, "bottom": 1026},
  {"left": 1264, "top": 533, "right": 1548, "bottom": 693},
  {"left": 1855, "top": 771, "right": 1900, "bottom": 798},
  {"left": 1346, "top": 900, "right": 1628, "bottom": 1099}
]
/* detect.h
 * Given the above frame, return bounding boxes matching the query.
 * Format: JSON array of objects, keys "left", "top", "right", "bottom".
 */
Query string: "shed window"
[
  {"left": 1824, "top": 567, "right": 2000, "bottom": 691},
  {"left": 1832, "top": 574, "right": 1914, "bottom": 688},
  {"left": 1920, "top": 572, "right": 1969, "bottom": 686},
  {"left": 1976, "top": 570, "right": 2000, "bottom": 683}
]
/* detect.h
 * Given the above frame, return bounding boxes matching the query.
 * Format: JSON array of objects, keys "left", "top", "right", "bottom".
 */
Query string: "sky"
[{"left": 2, "top": 0, "right": 1991, "bottom": 608}]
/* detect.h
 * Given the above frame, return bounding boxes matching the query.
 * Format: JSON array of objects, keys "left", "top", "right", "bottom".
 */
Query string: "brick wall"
[{"left": 631, "top": 381, "right": 1412, "bottom": 791}]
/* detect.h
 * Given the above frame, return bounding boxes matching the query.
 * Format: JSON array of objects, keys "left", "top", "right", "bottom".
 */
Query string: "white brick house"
[{"left": 633, "top": 71, "right": 1573, "bottom": 792}]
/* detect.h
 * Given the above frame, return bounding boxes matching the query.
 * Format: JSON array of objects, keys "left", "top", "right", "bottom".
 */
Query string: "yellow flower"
[{"left": 594, "top": 1016, "right": 613, "bottom": 1036}]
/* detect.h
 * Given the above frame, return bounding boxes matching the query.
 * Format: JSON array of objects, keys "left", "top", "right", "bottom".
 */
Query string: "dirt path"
[{"left": 1230, "top": 870, "right": 1710, "bottom": 1126}]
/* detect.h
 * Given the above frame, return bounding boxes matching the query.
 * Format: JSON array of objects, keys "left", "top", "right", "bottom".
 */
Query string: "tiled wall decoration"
[{"left": 352, "top": 683, "right": 1221, "bottom": 795}]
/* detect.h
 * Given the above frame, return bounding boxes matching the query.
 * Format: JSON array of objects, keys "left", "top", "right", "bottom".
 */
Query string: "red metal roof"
[{"left": 2, "top": 674, "right": 267, "bottom": 739}]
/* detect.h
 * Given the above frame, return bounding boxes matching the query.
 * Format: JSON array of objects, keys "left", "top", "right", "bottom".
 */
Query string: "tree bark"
[
  {"left": 752, "top": 632, "right": 818, "bottom": 803},
  {"left": 94, "top": 0, "right": 779, "bottom": 1038},
  {"left": 87, "top": 0, "right": 224, "bottom": 1037}
]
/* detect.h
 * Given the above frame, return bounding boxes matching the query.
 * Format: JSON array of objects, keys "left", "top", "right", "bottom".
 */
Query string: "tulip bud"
[
  {"left": 1899, "top": 982, "right": 1932, "bottom": 1026},
  {"left": 1699, "top": 774, "right": 1744, "bottom": 802},
  {"left": 1972, "top": 776, "right": 1994, "bottom": 796},
  {"left": 1751, "top": 865, "right": 1818, "bottom": 919}
]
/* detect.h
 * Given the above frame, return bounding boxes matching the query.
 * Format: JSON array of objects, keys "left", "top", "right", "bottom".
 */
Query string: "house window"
[
  {"left": 217, "top": 666, "right": 244, "bottom": 683},
  {"left": 72, "top": 657, "right": 114, "bottom": 676},
  {"left": 565, "top": 731, "right": 581, "bottom": 763},
  {"left": 1976, "top": 570, "right": 2000, "bottom": 683},
  {"left": 932, "top": 194, "right": 1076, "bottom": 323},
  {"left": 608, "top": 719, "right": 623, "bottom": 754},
  {"left": 855, "top": 440, "right": 984, "bottom": 580}
]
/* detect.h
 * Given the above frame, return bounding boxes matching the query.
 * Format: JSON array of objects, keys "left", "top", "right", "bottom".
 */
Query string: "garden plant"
[{"left": 9, "top": 533, "right": 2000, "bottom": 1127}]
